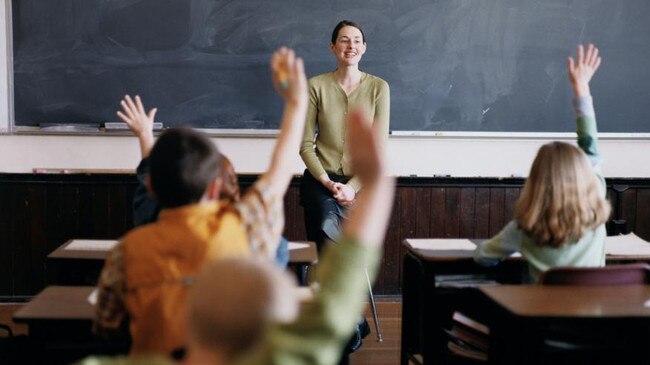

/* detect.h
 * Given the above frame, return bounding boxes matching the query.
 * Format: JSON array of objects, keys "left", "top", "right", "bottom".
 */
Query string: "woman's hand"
[
  {"left": 568, "top": 44, "right": 601, "bottom": 98},
  {"left": 333, "top": 182, "right": 356, "bottom": 206},
  {"left": 271, "top": 47, "right": 308, "bottom": 105}
]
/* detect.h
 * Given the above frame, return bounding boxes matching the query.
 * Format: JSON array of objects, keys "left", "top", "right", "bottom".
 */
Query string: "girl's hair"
[
  {"left": 330, "top": 20, "right": 366, "bottom": 44},
  {"left": 515, "top": 142, "right": 611, "bottom": 247}
]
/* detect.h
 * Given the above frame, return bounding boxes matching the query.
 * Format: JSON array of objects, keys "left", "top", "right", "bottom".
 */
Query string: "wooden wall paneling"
[
  {"left": 77, "top": 184, "right": 95, "bottom": 238},
  {"left": 429, "top": 187, "right": 446, "bottom": 238},
  {"left": 473, "top": 187, "right": 491, "bottom": 238},
  {"left": 107, "top": 183, "right": 130, "bottom": 238},
  {"left": 0, "top": 182, "right": 13, "bottom": 296},
  {"left": 282, "top": 186, "right": 300, "bottom": 241},
  {"left": 391, "top": 187, "right": 417, "bottom": 294},
  {"left": 28, "top": 185, "right": 48, "bottom": 295},
  {"left": 503, "top": 187, "right": 520, "bottom": 224},
  {"left": 124, "top": 182, "right": 137, "bottom": 231},
  {"left": 619, "top": 189, "right": 638, "bottom": 235},
  {"left": 459, "top": 188, "right": 475, "bottom": 238},
  {"left": 91, "top": 184, "right": 111, "bottom": 238},
  {"left": 11, "top": 184, "right": 47, "bottom": 296},
  {"left": 634, "top": 189, "right": 650, "bottom": 241},
  {"left": 44, "top": 183, "right": 66, "bottom": 286},
  {"left": 488, "top": 188, "right": 505, "bottom": 237},
  {"left": 414, "top": 187, "right": 431, "bottom": 238},
  {"left": 383, "top": 191, "right": 402, "bottom": 295},
  {"left": 444, "top": 187, "right": 461, "bottom": 238}
]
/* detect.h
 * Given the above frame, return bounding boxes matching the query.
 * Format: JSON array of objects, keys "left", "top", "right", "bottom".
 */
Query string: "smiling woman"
[
  {"left": 299, "top": 20, "right": 390, "bottom": 252},
  {"left": 298, "top": 20, "right": 390, "bottom": 364}
]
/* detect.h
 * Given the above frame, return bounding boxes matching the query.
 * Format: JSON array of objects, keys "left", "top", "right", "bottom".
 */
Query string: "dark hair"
[
  {"left": 330, "top": 20, "right": 365, "bottom": 44},
  {"left": 149, "top": 128, "right": 222, "bottom": 208}
]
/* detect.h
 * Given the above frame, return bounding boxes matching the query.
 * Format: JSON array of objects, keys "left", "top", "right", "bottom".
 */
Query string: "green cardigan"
[{"left": 300, "top": 72, "right": 390, "bottom": 191}]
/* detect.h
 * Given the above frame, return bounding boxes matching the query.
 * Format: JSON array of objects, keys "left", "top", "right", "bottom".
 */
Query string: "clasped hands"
[{"left": 324, "top": 180, "right": 356, "bottom": 206}]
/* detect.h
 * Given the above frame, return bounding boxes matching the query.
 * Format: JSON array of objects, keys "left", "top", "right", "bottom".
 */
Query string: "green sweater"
[
  {"left": 474, "top": 96, "right": 607, "bottom": 282},
  {"left": 75, "top": 238, "right": 381, "bottom": 365},
  {"left": 300, "top": 72, "right": 390, "bottom": 191}
]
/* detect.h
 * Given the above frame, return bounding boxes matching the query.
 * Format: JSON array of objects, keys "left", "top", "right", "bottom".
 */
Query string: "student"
[
  {"left": 299, "top": 20, "right": 390, "bottom": 251},
  {"left": 474, "top": 44, "right": 611, "bottom": 283},
  {"left": 77, "top": 106, "right": 395, "bottom": 365},
  {"left": 93, "top": 47, "right": 308, "bottom": 356},
  {"left": 126, "top": 115, "right": 289, "bottom": 267}
]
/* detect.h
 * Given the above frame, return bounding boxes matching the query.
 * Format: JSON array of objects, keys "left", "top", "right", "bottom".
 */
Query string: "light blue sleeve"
[
  {"left": 473, "top": 220, "right": 523, "bottom": 266},
  {"left": 574, "top": 96, "right": 606, "bottom": 195},
  {"left": 574, "top": 96, "right": 600, "bottom": 168}
]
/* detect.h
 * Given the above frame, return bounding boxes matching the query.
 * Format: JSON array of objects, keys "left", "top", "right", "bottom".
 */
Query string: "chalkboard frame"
[{"left": 6, "top": 0, "right": 650, "bottom": 137}]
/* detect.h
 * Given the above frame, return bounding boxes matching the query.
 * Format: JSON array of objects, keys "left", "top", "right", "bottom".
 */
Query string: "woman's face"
[{"left": 330, "top": 26, "right": 366, "bottom": 67}]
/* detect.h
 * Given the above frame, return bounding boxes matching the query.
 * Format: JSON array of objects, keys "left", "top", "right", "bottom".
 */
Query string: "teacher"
[{"left": 300, "top": 20, "right": 390, "bottom": 251}]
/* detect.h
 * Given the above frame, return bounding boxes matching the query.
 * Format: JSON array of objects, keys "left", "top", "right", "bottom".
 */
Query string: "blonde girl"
[{"left": 474, "top": 44, "right": 611, "bottom": 282}]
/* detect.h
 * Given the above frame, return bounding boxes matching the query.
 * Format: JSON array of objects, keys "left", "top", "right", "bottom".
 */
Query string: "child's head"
[
  {"left": 149, "top": 128, "right": 222, "bottom": 208},
  {"left": 186, "top": 257, "right": 299, "bottom": 360},
  {"left": 515, "top": 141, "right": 610, "bottom": 247}
]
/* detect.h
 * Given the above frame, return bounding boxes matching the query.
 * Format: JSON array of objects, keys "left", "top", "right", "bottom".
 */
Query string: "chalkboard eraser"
[
  {"left": 40, "top": 123, "right": 100, "bottom": 132},
  {"left": 433, "top": 174, "right": 452, "bottom": 178},
  {"left": 104, "top": 122, "right": 163, "bottom": 131}
]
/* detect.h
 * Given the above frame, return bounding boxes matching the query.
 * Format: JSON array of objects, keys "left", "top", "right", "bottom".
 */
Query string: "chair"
[
  {"left": 0, "top": 324, "right": 12, "bottom": 338},
  {"left": 539, "top": 263, "right": 650, "bottom": 285},
  {"left": 536, "top": 263, "right": 650, "bottom": 364}
]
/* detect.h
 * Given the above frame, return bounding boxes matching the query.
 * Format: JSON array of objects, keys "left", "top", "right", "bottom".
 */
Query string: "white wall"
[{"left": 1, "top": 1, "right": 649, "bottom": 177}]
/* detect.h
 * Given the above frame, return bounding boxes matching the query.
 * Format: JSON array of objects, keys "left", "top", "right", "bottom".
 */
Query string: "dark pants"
[
  {"left": 300, "top": 170, "right": 369, "bottom": 364},
  {"left": 299, "top": 169, "right": 349, "bottom": 251}
]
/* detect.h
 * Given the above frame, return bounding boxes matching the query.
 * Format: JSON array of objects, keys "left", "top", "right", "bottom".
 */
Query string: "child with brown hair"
[{"left": 474, "top": 44, "right": 611, "bottom": 282}]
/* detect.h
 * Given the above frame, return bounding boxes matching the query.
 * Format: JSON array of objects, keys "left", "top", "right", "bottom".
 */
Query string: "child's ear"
[
  {"left": 145, "top": 174, "right": 156, "bottom": 198},
  {"left": 206, "top": 177, "right": 223, "bottom": 201}
]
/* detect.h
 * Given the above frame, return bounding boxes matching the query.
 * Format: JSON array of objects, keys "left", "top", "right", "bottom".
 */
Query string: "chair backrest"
[{"left": 539, "top": 263, "right": 650, "bottom": 285}]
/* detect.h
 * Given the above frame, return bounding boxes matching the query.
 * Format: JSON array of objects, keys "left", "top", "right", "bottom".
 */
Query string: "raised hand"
[
  {"left": 341, "top": 107, "right": 393, "bottom": 247},
  {"left": 271, "top": 47, "right": 308, "bottom": 105},
  {"left": 117, "top": 95, "right": 157, "bottom": 158},
  {"left": 346, "top": 109, "right": 385, "bottom": 185},
  {"left": 568, "top": 44, "right": 601, "bottom": 98}
]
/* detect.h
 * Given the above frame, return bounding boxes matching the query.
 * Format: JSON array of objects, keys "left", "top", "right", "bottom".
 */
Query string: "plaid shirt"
[{"left": 93, "top": 178, "right": 284, "bottom": 337}]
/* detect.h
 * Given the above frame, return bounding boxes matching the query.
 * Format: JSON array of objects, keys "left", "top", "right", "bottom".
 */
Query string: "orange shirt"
[{"left": 122, "top": 201, "right": 249, "bottom": 354}]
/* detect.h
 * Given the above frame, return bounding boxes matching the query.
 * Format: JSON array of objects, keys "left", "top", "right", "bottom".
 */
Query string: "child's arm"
[
  {"left": 474, "top": 221, "right": 524, "bottom": 266},
  {"left": 237, "top": 48, "right": 308, "bottom": 258},
  {"left": 258, "top": 48, "right": 308, "bottom": 191},
  {"left": 117, "top": 95, "right": 161, "bottom": 226},
  {"left": 237, "top": 109, "right": 394, "bottom": 365},
  {"left": 568, "top": 44, "right": 602, "bottom": 167}
]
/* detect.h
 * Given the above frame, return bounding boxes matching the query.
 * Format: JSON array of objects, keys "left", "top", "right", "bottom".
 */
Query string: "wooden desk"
[
  {"left": 481, "top": 285, "right": 650, "bottom": 318},
  {"left": 400, "top": 235, "right": 650, "bottom": 365},
  {"left": 13, "top": 285, "right": 129, "bottom": 364},
  {"left": 48, "top": 239, "right": 318, "bottom": 286},
  {"left": 47, "top": 239, "right": 118, "bottom": 285},
  {"left": 478, "top": 285, "right": 650, "bottom": 364}
]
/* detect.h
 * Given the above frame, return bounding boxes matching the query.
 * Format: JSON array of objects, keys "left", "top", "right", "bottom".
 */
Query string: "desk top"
[
  {"left": 404, "top": 234, "right": 650, "bottom": 262},
  {"left": 48, "top": 239, "right": 118, "bottom": 260},
  {"left": 49, "top": 239, "right": 318, "bottom": 265},
  {"left": 288, "top": 241, "right": 318, "bottom": 265},
  {"left": 480, "top": 285, "right": 650, "bottom": 318},
  {"left": 13, "top": 286, "right": 95, "bottom": 323}
]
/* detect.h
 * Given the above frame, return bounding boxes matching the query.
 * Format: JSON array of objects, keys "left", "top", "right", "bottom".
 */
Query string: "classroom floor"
[{"left": 1, "top": 299, "right": 402, "bottom": 365}]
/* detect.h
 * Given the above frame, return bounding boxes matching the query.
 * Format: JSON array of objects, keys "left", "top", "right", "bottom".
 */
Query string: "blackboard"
[{"left": 11, "top": 0, "right": 650, "bottom": 132}]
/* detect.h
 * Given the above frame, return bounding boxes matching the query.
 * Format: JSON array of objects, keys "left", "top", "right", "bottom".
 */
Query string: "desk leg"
[{"left": 401, "top": 252, "right": 423, "bottom": 365}]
